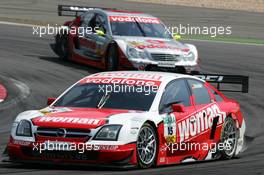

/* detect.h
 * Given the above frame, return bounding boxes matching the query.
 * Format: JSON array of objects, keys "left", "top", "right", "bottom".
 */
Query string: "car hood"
[
  {"left": 114, "top": 36, "right": 190, "bottom": 54},
  {"left": 31, "top": 107, "right": 134, "bottom": 129}
]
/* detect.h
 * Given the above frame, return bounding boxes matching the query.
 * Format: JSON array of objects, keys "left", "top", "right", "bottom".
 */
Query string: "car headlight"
[
  {"left": 183, "top": 51, "right": 195, "bottom": 61},
  {"left": 127, "top": 46, "right": 148, "bottom": 59},
  {"left": 16, "top": 120, "right": 32, "bottom": 137},
  {"left": 94, "top": 125, "right": 122, "bottom": 141}
]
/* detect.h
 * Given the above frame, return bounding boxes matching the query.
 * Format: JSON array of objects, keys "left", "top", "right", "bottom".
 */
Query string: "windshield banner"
[
  {"left": 109, "top": 16, "right": 160, "bottom": 24},
  {"left": 80, "top": 77, "right": 161, "bottom": 86}
]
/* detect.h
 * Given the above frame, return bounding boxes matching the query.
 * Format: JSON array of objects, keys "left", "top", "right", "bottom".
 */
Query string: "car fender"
[
  {"left": 112, "top": 39, "right": 127, "bottom": 56},
  {"left": 184, "top": 43, "right": 199, "bottom": 61},
  {"left": 14, "top": 110, "right": 44, "bottom": 122},
  {"left": 107, "top": 112, "right": 162, "bottom": 143}
]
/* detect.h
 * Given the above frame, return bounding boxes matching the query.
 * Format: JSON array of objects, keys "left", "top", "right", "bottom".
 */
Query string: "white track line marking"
[
  {"left": 0, "top": 21, "right": 44, "bottom": 27},
  {"left": 185, "top": 38, "right": 264, "bottom": 46}
]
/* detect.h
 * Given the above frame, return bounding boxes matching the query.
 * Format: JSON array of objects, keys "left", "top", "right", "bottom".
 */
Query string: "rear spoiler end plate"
[
  {"left": 193, "top": 74, "right": 249, "bottom": 93},
  {"left": 58, "top": 5, "right": 114, "bottom": 17}
]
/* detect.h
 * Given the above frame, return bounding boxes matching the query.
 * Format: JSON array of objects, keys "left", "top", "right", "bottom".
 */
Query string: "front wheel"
[
  {"left": 106, "top": 45, "right": 119, "bottom": 71},
  {"left": 136, "top": 123, "right": 158, "bottom": 169},
  {"left": 220, "top": 117, "right": 238, "bottom": 159}
]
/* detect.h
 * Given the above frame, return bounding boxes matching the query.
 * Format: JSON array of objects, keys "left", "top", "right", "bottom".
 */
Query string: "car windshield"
[
  {"left": 110, "top": 17, "right": 172, "bottom": 39},
  {"left": 53, "top": 83, "right": 158, "bottom": 111}
]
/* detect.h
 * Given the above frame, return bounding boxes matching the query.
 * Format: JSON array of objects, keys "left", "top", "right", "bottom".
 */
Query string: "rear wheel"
[
  {"left": 58, "top": 34, "right": 69, "bottom": 60},
  {"left": 106, "top": 45, "right": 119, "bottom": 71},
  {"left": 220, "top": 117, "right": 238, "bottom": 159},
  {"left": 136, "top": 123, "right": 158, "bottom": 169}
]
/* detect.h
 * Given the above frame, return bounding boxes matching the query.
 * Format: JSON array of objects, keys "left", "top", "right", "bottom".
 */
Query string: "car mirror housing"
[
  {"left": 47, "top": 98, "right": 56, "bottom": 105},
  {"left": 173, "top": 33, "right": 181, "bottom": 40},
  {"left": 95, "top": 30, "right": 105, "bottom": 37},
  {"left": 171, "top": 104, "right": 185, "bottom": 112}
]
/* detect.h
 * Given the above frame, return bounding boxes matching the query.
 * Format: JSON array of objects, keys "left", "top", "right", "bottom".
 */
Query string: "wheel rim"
[
  {"left": 137, "top": 126, "right": 156, "bottom": 165},
  {"left": 222, "top": 119, "right": 237, "bottom": 156}
]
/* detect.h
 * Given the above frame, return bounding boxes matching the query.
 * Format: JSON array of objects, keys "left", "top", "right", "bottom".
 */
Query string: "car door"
[
  {"left": 77, "top": 12, "right": 96, "bottom": 58},
  {"left": 79, "top": 13, "right": 109, "bottom": 60},
  {"left": 186, "top": 79, "right": 216, "bottom": 146},
  {"left": 206, "top": 83, "right": 228, "bottom": 136},
  {"left": 159, "top": 79, "right": 197, "bottom": 156},
  {"left": 93, "top": 13, "right": 110, "bottom": 59}
]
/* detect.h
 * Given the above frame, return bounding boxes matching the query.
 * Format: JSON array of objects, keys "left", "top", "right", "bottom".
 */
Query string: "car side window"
[
  {"left": 187, "top": 79, "right": 211, "bottom": 105},
  {"left": 93, "top": 14, "right": 107, "bottom": 34},
  {"left": 208, "top": 87, "right": 223, "bottom": 102},
  {"left": 159, "top": 79, "right": 191, "bottom": 110},
  {"left": 81, "top": 12, "right": 95, "bottom": 27}
]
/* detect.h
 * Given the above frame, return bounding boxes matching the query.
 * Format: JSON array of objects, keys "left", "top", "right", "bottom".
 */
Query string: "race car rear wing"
[
  {"left": 58, "top": 5, "right": 112, "bottom": 17},
  {"left": 193, "top": 74, "right": 249, "bottom": 93}
]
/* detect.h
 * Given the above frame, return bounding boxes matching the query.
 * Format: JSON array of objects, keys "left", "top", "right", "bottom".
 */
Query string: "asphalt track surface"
[{"left": 0, "top": 1, "right": 264, "bottom": 175}]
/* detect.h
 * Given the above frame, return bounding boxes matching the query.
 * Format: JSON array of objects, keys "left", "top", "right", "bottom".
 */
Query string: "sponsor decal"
[
  {"left": 97, "top": 145, "right": 119, "bottom": 151},
  {"left": 194, "top": 75, "right": 224, "bottom": 82},
  {"left": 89, "top": 72, "right": 162, "bottom": 80},
  {"left": 177, "top": 103, "right": 226, "bottom": 142},
  {"left": 80, "top": 77, "right": 161, "bottom": 86},
  {"left": 33, "top": 141, "right": 119, "bottom": 154},
  {"left": 39, "top": 107, "right": 72, "bottom": 115},
  {"left": 163, "top": 113, "right": 177, "bottom": 143},
  {"left": 159, "top": 157, "right": 166, "bottom": 163},
  {"left": 128, "top": 40, "right": 181, "bottom": 50},
  {"left": 109, "top": 16, "right": 160, "bottom": 24},
  {"left": 163, "top": 103, "right": 226, "bottom": 143},
  {"left": 36, "top": 116, "right": 102, "bottom": 125},
  {"left": 69, "top": 6, "right": 94, "bottom": 11},
  {"left": 13, "top": 140, "right": 31, "bottom": 146},
  {"left": 158, "top": 61, "right": 176, "bottom": 68}
]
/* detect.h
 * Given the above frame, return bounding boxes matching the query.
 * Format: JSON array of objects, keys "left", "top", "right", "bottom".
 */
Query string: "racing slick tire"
[
  {"left": 106, "top": 44, "right": 119, "bottom": 71},
  {"left": 136, "top": 123, "right": 158, "bottom": 169},
  {"left": 219, "top": 117, "right": 239, "bottom": 159},
  {"left": 57, "top": 34, "right": 69, "bottom": 60}
]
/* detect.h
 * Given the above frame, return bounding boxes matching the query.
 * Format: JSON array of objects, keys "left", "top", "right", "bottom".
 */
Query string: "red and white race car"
[
  {"left": 5, "top": 71, "right": 248, "bottom": 168},
  {"left": 51, "top": 5, "right": 200, "bottom": 73}
]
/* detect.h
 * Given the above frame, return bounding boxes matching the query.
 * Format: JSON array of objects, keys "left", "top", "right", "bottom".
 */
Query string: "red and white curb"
[{"left": 0, "top": 83, "right": 7, "bottom": 103}]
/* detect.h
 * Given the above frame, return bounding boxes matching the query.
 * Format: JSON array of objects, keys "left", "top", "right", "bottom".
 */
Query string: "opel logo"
[{"left": 56, "top": 128, "right": 67, "bottom": 137}]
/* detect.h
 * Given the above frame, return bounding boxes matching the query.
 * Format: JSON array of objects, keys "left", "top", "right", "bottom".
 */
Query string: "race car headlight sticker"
[
  {"left": 127, "top": 46, "right": 148, "bottom": 59},
  {"left": 16, "top": 120, "right": 32, "bottom": 137},
  {"left": 94, "top": 125, "right": 122, "bottom": 141},
  {"left": 183, "top": 52, "right": 195, "bottom": 61}
]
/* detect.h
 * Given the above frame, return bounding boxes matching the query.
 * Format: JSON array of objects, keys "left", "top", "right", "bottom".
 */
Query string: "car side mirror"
[
  {"left": 171, "top": 104, "right": 185, "bottom": 112},
  {"left": 95, "top": 30, "right": 105, "bottom": 37},
  {"left": 173, "top": 33, "right": 181, "bottom": 40},
  {"left": 47, "top": 98, "right": 56, "bottom": 106}
]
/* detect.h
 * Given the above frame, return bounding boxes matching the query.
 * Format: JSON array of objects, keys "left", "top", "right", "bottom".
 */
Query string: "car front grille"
[
  {"left": 36, "top": 127, "right": 91, "bottom": 139},
  {"left": 151, "top": 53, "right": 181, "bottom": 61}
]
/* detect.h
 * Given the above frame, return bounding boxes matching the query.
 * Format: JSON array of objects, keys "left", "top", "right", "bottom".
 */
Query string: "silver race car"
[{"left": 52, "top": 5, "right": 200, "bottom": 74}]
